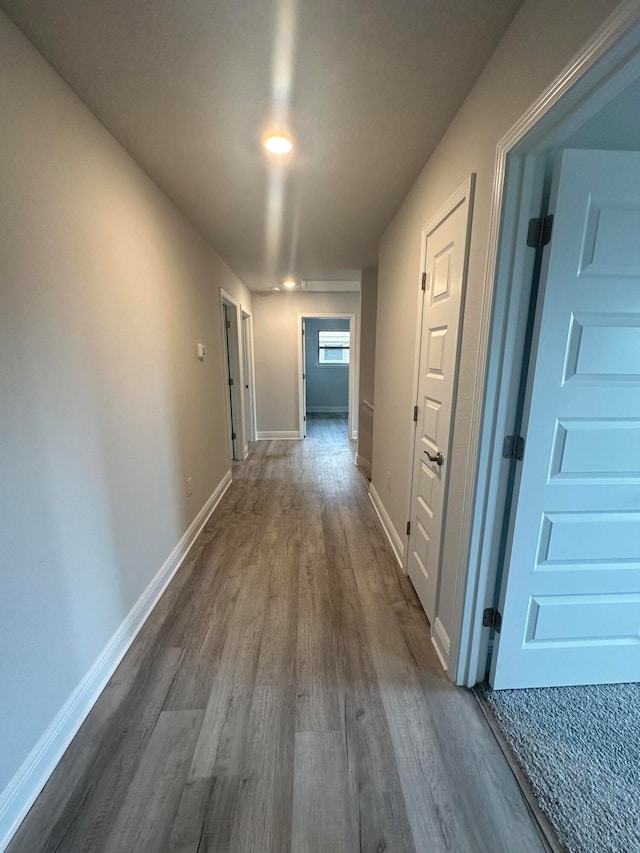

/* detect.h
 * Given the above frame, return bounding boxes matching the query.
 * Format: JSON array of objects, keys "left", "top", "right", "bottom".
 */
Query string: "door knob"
[{"left": 424, "top": 449, "right": 444, "bottom": 466}]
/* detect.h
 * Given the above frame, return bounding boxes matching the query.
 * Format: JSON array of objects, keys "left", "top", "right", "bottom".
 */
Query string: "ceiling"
[{"left": 1, "top": 0, "right": 522, "bottom": 291}]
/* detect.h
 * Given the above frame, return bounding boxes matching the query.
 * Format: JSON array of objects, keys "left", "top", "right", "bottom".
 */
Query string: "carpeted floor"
[{"left": 480, "top": 683, "right": 640, "bottom": 853}]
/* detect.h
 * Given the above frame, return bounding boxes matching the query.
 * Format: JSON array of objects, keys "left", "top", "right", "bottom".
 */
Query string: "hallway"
[{"left": 9, "top": 417, "right": 546, "bottom": 852}]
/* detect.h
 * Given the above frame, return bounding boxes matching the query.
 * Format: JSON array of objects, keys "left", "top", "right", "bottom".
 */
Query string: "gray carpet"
[{"left": 481, "top": 683, "right": 640, "bottom": 853}]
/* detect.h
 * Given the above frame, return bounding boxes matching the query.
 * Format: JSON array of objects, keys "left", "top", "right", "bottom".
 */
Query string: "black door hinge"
[
  {"left": 231, "top": 431, "right": 236, "bottom": 440},
  {"left": 502, "top": 434, "right": 525, "bottom": 460},
  {"left": 413, "top": 405, "right": 418, "bottom": 422},
  {"left": 527, "top": 214, "right": 553, "bottom": 248},
  {"left": 406, "top": 521, "right": 411, "bottom": 536},
  {"left": 225, "top": 319, "right": 231, "bottom": 329},
  {"left": 228, "top": 377, "right": 234, "bottom": 387},
  {"left": 483, "top": 607, "right": 502, "bottom": 632},
  {"left": 421, "top": 272, "right": 427, "bottom": 291}
]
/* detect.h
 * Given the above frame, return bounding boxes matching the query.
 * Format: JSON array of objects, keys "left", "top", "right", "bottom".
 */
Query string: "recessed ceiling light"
[
  {"left": 264, "top": 135, "right": 293, "bottom": 155},
  {"left": 283, "top": 279, "right": 296, "bottom": 289},
  {"left": 272, "top": 287, "right": 280, "bottom": 292}
]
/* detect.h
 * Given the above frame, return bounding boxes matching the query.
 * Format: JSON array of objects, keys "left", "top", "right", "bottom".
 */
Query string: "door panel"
[
  {"left": 223, "top": 303, "right": 238, "bottom": 460},
  {"left": 407, "top": 187, "right": 473, "bottom": 627},
  {"left": 492, "top": 150, "right": 640, "bottom": 689},
  {"left": 302, "top": 320, "right": 307, "bottom": 437}
]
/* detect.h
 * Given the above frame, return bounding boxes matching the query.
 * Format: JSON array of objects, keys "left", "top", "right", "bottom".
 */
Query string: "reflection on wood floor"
[{"left": 9, "top": 415, "right": 546, "bottom": 852}]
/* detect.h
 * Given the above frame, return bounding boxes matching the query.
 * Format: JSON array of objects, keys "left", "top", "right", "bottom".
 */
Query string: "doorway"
[
  {"left": 241, "top": 310, "right": 257, "bottom": 446},
  {"left": 406, "top": 176, "right": 474, "bottom": 668},
  {"left": 297, "top": 313, "right": 357, "bottom": 440},
  {"left": 454, "top": 9, "right": 640, "bottom": 689},
  {"left": 220, "top": 290, "right": 246, "bottom": 462}
]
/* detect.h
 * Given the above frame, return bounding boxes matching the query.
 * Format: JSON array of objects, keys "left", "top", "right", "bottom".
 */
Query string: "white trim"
[
  {"left": 0, "top": 472, "right": 232, "bottom": 852},
  {"left": 297, "top": 313, "right": 359, "bottom": 441},
  {"left": 369, "top": 484, "right": 404, "bottom": 569},
  {"left": 431, "top": 617, "right": 451, "bottom": 672},
  {"left": 257, "top": 430, "right": 302, "bottom": 440},
  {"left": 355, "top": 453, "right": 372, "bottom": 480},
  {"left": 454, "top": 2, "right": 640, "bottom": 686},
  {"left": 306, "top": 406, "right": 348, "bottom": 413}
]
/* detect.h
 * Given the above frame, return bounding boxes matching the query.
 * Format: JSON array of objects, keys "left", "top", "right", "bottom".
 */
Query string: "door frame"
[
  {"left": 219, "top": 289, "right": 250, "bottom": 461},
  {"left": 297, "top": 313, "right": 358, "bottom": 440},
  {"left": 405, "top": 175, "right": 475, "bottom": 670},
  {"left": 453, "top": 2, "right": 640, "bottom": 686}
]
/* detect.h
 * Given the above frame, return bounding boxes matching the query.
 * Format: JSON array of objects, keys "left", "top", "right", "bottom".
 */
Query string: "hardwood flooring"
[{"left": 8, "top": 414, "right": 547, "bottom": 852}]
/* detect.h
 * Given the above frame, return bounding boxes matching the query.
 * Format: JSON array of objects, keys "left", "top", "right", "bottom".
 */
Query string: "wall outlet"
[
  {"left": 386, "top": 471, "right": 391, "bottom": 490},
  {"left": 196, "top": 343, "right": 206, "bottom": 361},
  {"left": 187, "top": 476, "right": 193, "bottom": 497}
]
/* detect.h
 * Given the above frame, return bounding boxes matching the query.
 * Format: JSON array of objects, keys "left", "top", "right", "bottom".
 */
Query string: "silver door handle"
[{"left": 424, "top": 450, "right": 444, "bottom": 466}]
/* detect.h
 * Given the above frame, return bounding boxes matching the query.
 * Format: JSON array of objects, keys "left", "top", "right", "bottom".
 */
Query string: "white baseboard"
[
  {"left": 369, "top": 484, "right": 404, "bottom": 569},
  {"left": 257, "top": 430, "right": 301, "bottom": 440},
  {"left": 432, "top": 617, "right": 451, "bottom": 672},
  {"left": 355, "top": 453, "right": 372, "bottom": 480},
  {"left": 243, "top": 445, "right": 249, "bottom": 459},
  {"left": 305, "top": 406, "right": 348, "bottom": 413},
  {"left": 0, "top": 471, "right": 232, "bottom": 853}
]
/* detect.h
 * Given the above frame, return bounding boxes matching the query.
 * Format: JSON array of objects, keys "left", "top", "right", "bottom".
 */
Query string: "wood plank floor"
[{"left": 8, "top": 414, "right": 547, "bottom": 852}]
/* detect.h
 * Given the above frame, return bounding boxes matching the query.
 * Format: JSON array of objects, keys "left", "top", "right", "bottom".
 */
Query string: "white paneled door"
[
  {"left": 408, "top": 181, "right": 474, "bottom": 633},
  {"left": 492, "top": 149, "right": 640, "bottom": 689}
]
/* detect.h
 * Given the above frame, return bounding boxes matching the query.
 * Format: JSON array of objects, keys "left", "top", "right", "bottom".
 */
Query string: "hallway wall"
[
  {"left": 372, "top": 0, "right": 621, "bottom": 667},
  {"left": 304, "top": 318, "right": 350, "bottom": 413},
  {"left": 252, "top": 291, "right": 359, "bottom": 436},
  {"left": 0, "top": 9, "right": 251, "bottom": 827}
]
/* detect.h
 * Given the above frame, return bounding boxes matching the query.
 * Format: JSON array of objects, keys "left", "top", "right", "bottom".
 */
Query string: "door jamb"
[
  {"left": 452, "top": 3, "right": 640, "bottom": 686},
  {"left": 297, "top": 313, "right": 358, "bottom": 440}
]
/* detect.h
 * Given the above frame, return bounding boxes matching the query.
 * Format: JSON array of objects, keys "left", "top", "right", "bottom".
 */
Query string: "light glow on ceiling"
[
  {"left": 283, "top": 279, "right": 296, "bottom": 289},
  {"left": 264, "top": 135, "right": 293, "bottom": 154}
]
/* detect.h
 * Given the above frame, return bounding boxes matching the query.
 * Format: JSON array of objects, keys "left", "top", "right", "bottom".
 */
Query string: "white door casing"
[
  {"left": 408, "top": 179, "right": 474, "bottom": 635},
  {"left": 492, "top": 149, "right": 640, "bottom": 689}
]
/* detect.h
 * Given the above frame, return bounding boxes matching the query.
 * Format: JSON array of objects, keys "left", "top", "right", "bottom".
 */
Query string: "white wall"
[
  {"left": 372, "top": 0, "right": 621, "bottom": 655},
  {"left": 304, "top": 318, "right": 350, "bottom": 412},
  {"left": 252, "top": 292, "right": 360, "bottom": 434},
  {"left": 0, "top": 7, "right": 251, "bottom": 814}
]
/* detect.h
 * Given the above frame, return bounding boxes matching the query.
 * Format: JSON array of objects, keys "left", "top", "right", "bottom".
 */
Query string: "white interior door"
[
  {"left": 302, "top": 319, "right": 307, "bottom": 437},
  {"left": 223, "top": 302, "right": 239, "bottom": 460},
  {"left": 492, "top": 149, "right": 640, "bottom": 689},
  {"left": 242, "top": 314, "right": 253, "bottom": 444},
  {"left": 408, "top": 188, "right": 473, "bottom": 625}
]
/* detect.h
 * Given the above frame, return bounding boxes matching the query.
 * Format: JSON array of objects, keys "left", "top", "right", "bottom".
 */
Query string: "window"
[{"left": 318, "top": 329, "right": 350, "bottom": 365}]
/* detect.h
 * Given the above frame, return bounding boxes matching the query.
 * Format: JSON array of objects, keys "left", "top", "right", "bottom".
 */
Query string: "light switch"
[{"left": 196, "top": 343, "right": 206, "bottom": 361}]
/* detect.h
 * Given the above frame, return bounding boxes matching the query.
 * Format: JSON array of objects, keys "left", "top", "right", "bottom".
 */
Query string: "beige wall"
[
  {"left": 0, "top": 11, "right": 250, "bottom": 798},
  {"left": 357, "top": 266, "right": 378, "bottom": 476},
  {"left": 253, "top": 291, "right": 360, "bottom": 435},
  {"left": 372, "top": 0, "right": 620, "bottom": 653}
]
